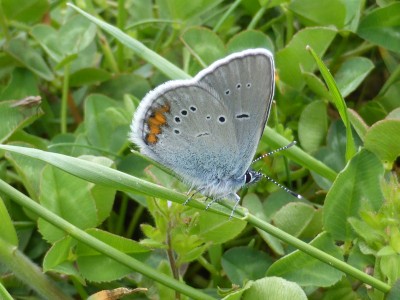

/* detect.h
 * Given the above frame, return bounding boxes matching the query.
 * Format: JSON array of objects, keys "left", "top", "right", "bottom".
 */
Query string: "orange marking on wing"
[
  {"left": 158, "top": 104, "right": 170, "bottom": 113},
  {"left": 148, "top": 116, "right": 162, "bottom": 126},
  {"left": 146, "top": 133, "right": 158, "bottom": 144},
  {"left": 153, "top": 112, "right": 167, "bottom": 124},
  {"left": 144, "top": 104, "right": 170, "bottom": 144},
  {"left": 149, "top": 123, "right": 161, "bottom": 135}
]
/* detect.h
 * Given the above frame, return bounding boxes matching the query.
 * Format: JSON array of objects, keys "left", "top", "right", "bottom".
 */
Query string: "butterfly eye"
[{"left": 245, "top": 171, "right": 252, "bottom": 184}]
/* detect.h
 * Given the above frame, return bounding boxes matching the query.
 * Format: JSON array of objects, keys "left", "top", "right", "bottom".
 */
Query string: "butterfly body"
[{"left": 130, "top": 49, "right": 274, "bottom": 206}]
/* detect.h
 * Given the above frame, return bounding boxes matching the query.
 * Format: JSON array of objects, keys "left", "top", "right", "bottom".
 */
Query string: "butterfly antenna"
[
  {"left": 252, "top": 141, "right": 297, "bottom": 164},
  {"left": 255, "top": 171, "right": 302, "bottom": 199}
]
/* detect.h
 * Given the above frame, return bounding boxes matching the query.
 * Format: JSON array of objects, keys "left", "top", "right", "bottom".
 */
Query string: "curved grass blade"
[
  {"left": 307, "top": 45, "right": 356, "bottom": 161},
  {"left": 67, "top": 3, "right": 190, "bottom": 80}
]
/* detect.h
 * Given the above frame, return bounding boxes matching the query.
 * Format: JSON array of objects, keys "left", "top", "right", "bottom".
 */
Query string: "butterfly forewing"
[{"left": 197, "top": 49, "right": 275, "bottom": 177}]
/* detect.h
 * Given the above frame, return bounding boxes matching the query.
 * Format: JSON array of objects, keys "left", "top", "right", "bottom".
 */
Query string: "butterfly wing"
[
  {"left": 130, "top": 49, "right": 274, "bottom": 194},
  {"left": 130, "top": 80, "right": 240, "bottom": 188},
  {"left": 197, "top": 49, "right": 275, "bottom": 177}
]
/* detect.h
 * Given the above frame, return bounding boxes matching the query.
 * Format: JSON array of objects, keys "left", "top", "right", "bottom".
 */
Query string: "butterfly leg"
[
  {"left": 183, "top": 188, "right": 204, "bottom": 206},
  {"left": 183, "top": 192, "right": 196, "bottom": 206},
  {"left": 203, "top": 196, "right": 210, "bottom": 204},
  {"left": 205, "top": 197, "right": 222, "bottom": 210},
  {"left": 186, "top": 185, "right": 195, "bottom": 196},
  {"left": 228, "top": 194, "right": 241, "bottom": 219},
  {"left": 205, "top": 194, "right": 240, "bottom": 219}
]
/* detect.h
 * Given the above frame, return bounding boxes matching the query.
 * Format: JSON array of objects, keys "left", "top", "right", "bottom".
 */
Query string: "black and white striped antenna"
[
  {"left": 252, "top": 141, "right": 297, "bottom": 163},
  {"left": 253, "top": 141, "right": 302, "bottom": 199}
]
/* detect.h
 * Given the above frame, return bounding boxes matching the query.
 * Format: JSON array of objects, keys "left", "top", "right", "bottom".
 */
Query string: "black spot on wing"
[
  {"left": 196, "top": 132, "right": 210, "bottom": 138},
  {"left": 236, "top": 113, "right": 250, "bottom": 119}
]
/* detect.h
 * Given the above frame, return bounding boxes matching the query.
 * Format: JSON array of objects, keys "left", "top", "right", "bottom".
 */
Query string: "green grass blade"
[
  {"left": 67, "top": 3, "right": 190, "bottom": 80},
  {"left": 307, "top": 45, "right": 356, "bottom": 160},
  {"left": 0, "top": 281, "right": 13, "bottom": 300}
]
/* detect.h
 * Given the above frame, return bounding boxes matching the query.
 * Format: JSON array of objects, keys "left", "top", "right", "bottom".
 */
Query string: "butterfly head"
[{"left": 244, "top": 169, "right": 262, "bottom": 185}]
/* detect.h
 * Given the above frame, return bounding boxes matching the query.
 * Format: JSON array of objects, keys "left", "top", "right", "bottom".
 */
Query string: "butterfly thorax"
[{"left": 190, "top": 169, "right": 261, "bottom": 202}]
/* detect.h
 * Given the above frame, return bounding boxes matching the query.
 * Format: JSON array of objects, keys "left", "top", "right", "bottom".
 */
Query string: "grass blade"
[{"left": 307, "top": 45, "right": 356, "bottom": 160}]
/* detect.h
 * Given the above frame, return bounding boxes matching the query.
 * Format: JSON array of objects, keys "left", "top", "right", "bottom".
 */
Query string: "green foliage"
[
  {"left": 0, "top": 0, "right": 399, "bottom": 299},
  {"left": 267, "top": 232, "right": 344, "bottom": 287}
]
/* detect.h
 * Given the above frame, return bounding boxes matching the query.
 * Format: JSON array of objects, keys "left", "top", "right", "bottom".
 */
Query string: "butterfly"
[{"left": 130, "top": 49, "right": 282, "bottom": 217}]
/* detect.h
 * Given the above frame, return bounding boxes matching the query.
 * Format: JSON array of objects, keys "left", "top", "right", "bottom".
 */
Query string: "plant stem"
[
  {"left": 213, "top": 0, "right": 242, "bottom": 33},
  {"left": 126, "top": 204, "right": 145, "bottom": 238},
  {"left": 0, "top": 238, "right": 73, "bottom": 300},
  {"left": 115, "top": 193, "right": 129, "bottom": 235},
  {"left": 117, "top": 0, "right": 126, "bottom": 70},
  {"left": 0, "top": 3, "right": 10, "bottom": 41},
  {"left": 99, "top": 33, "right": 119, "bottom": 73},
  {"left": 248, "top": 5, "right": 267, "bottom": 30},
  {"left": 61, "top": 64, "right": 70, "bottom": 134},
  {"left": 167, "top": 221, "right": 181, "bottom": 300},
  {"left": 0, "top": 281, "right": 13, "bottom": 300}
]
